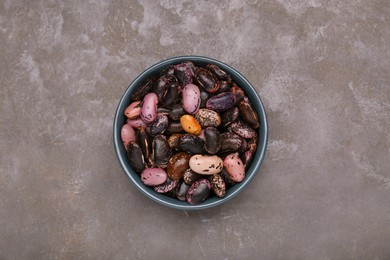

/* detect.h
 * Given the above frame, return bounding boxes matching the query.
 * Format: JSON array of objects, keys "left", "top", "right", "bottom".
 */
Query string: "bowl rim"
[{"left": 113, "top": 55, "right": 268, "bottom": 210}]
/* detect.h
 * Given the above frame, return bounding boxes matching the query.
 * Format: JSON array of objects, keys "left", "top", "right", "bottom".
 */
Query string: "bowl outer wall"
[{"left": 113, "top": 56, "right": 268, "bottom": 210}]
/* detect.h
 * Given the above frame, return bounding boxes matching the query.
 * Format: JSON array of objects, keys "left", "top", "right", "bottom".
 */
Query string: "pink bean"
[
  {"left": 127, "top": 117, "right": 148, "bottom": 129},
  {"left": 124, "top": 101, "right": 142, "bottom": 119},
  {"left": 189, "top": 154, "right": 223, "bottom": 175},
  {"left": 141, "top": 93, "right": 158, "bottom": 123},
  {"left": 223, "top": 152, "right": 245, "bottom": 182},
  {"left": 140, "top": 167, "right": 167, "bottom": 186},
  {"left": 121, "top": 124, "right": 136, "bottom": 147},
  {"left": 182, "top": 84, "right": 201, "bottom": 114}
]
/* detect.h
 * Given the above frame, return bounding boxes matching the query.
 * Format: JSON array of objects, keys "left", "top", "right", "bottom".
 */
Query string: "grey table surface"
[{"left": 1, "top": 1, "right": 389, "bottom": 259}]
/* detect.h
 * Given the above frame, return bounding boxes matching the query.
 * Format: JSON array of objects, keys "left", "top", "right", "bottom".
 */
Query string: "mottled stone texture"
[{"left": 1, "top": 0, "right": 389, "bottom": 259}]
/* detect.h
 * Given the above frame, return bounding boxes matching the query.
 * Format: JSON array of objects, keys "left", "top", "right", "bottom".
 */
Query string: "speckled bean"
[
  {"left": 194, "top": 108, "right": 221, "bottom": 128},
  {"left": 189, "top": 154, "right": 223, "bottom": 175},
  {"left": 140, "top": 167, "right": 167, "bottom": 186},
  {"left": 209, "top": 174, "right": 226, "bottom": 198},
  {"left": 186, "top": 179, "right": 211, "bottom": 205},
  {"left": 223, "top": 152, "right": 245, "bottom": 182},
  {"left": 154, "top": 178, "right": 179, "bottom": 193},
  {"left": 141, "top": 93, "right": 158, "bottom": 123},
  {"left": 182, "top": 84, "right": 201, "bottom": 114},
  {"left": 231, "top": 120, "right": 257, "bottom": 139}
]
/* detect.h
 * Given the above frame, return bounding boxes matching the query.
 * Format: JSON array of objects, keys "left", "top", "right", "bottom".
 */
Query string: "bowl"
[{"left": 113, "top": 56, "right": 268, "bottom": 210}]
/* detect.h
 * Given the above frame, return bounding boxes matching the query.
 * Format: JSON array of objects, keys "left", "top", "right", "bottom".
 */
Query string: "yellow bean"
[{"left": 180, "top": 115, "right": 202, "bottom": 135}]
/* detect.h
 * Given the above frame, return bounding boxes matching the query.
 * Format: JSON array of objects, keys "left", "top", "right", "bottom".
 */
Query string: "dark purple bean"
[
  {"left": 204, "top": 127, "right": 220, "bottom": 155},
  {"left": 230, "top": 84, "right": 245, "bottom": 104},
  {"left": 147, "top": 114, "right": 169, "bottom": 136},
  {"left": 162, "top": 80, "right": 180, "bottom": 107},
  {"left": 206, "top": 92, "right": 236, "bottom": 112},
  {"left": 219, "top": 132, "right": 242, "bottom": 153},
  {"left": 153, "top": 75, "right": 176, "bottom": 102},
  {"left": 216, "top": 80, "right": 231, "bottom": 94},
  {"left": 169, "top": 104, "right": 185, "bottom": 121},
  {"left": 231, "top": 120, "right": 257, "bottom": 139},
  {"left": 220, "top": 107, "right": 240, "bottom": 128},
  {"left": 174, "top": 63, "right": 193, "bottom": 86},
  {"left": 180, "top": 134, "right": 205, "bottom": 154},
  {"left": 195, "top": 67, "right": 220, "bottom": 93},
  {"left": 186, "top": 179, "right": 211, "bottom": 205},
  {"left": 137, "top": 127, "right": 152, "bottom": 165},
  {"left": 239, "top": 97, "right": 259, "bottom": 129},
  {"left": 206, "top": 64, "right": 232, "bottom": 82},
  {"left": 126, "top": 142, "right": 146, "bottom": 173},
  {"left": 176, "top": 181, "right": 190, "bottom": 201},
  {"left": 165, "top": 122, "right": 184, "bottom": 135},
  {"left": 200, "top": 89, "right": 210, "bottom": 108},
  {"left": 152, "top": 135, "right": 172, "bottom": 168}
]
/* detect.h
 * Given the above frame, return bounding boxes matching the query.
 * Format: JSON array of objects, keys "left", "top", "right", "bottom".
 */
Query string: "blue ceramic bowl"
[{"left": 114, "top": 56, "right": 268, "bottom": 210}]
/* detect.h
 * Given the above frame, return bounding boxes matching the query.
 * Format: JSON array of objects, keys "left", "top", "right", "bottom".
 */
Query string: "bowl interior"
[{"left": 114, "top": 56, "right": 268, "bottom": 210}]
